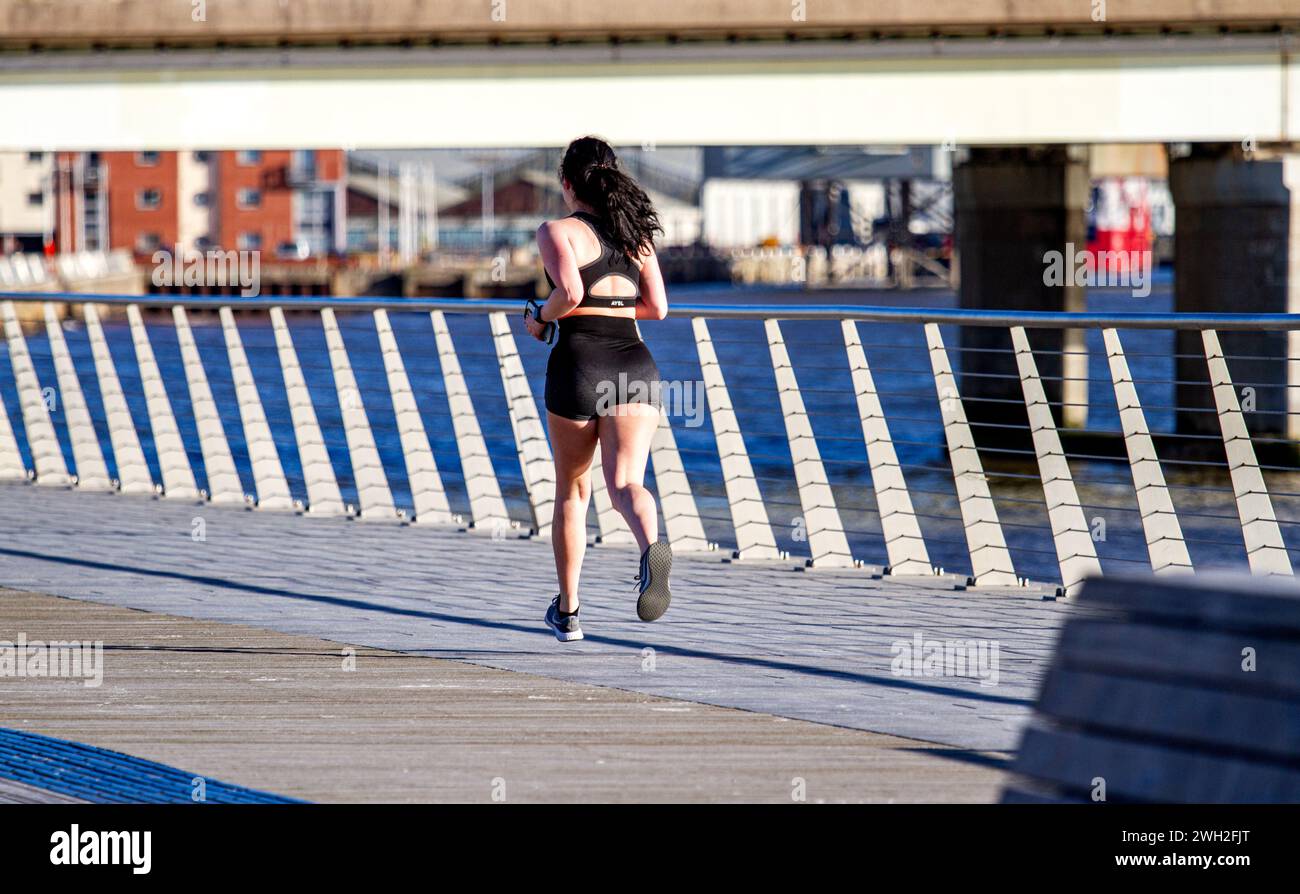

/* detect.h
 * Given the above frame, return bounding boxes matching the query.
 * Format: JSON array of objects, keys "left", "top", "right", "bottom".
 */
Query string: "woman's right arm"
[
  {"left": 536, "top": 220, "right": 584, "bottom": 322},
  {"left": 635, "top": 249, "right": 668, "bottom": 321}
]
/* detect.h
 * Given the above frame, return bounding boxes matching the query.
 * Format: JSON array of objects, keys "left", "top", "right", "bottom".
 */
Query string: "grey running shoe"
[
  {"left": 544, "top": 596, "right": 584, "bottom": 642},
  {"left": 635, "top": 541, "right": 673, "bottom": 621}
]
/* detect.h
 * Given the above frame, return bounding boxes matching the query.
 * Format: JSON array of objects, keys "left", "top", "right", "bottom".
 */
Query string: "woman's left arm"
[{"left": 635, "top": 249, "right": 668, "bottom": 321}]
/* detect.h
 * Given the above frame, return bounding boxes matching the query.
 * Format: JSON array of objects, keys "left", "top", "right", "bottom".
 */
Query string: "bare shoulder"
[
  {"left": 537, "top": 217, "right": 580, "bottom": 242},
  {"left": 634, "top": 243, "right": 660, "bottom": 270}
]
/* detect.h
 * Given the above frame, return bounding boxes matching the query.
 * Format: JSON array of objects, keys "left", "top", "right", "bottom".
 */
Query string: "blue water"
[{"left": 3, "top": 276, "right": 1295, "bottom": 586}]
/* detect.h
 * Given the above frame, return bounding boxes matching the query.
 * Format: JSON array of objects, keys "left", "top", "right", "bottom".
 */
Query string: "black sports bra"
[{"left": 543, "top": 211, "right": 641, "bottom": 309}]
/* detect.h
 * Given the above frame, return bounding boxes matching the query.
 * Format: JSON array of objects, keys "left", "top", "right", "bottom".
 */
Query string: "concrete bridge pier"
[
  {"left": 1170, "top": 145, "right": 1300, "bottom": 444},
  {"left": 953, "top": 147, "right": 1091, "bottom": 445}
]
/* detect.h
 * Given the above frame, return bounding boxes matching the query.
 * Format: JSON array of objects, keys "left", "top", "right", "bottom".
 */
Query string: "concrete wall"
[
  {"left": 1, "top": 1, "right": 1294, "bottom": 45},
  {"left": 1171, "top": 151, "right": 1297, "bottom": 437}
]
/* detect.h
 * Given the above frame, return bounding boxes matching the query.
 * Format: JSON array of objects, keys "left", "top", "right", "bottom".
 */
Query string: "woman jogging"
[{"left": 523, "top": 136, "right": 672, "bottom": 643}]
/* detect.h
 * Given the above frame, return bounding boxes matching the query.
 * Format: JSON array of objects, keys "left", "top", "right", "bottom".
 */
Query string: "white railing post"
[
  {"left": 43, "top": 302, "right": 112, "bottom": 490},
  {"left": 924, "top": 322, "right": 1020, "bottom": 587},
  {"left": 1202, "top": 329, "right": 1293, "bottom": 575},
  {"left": 1, "top": 300, "right": 71, "bottom": 485},
  {"left": 649, "top": 412, "right": 712, "bottom": 553},
  {"left": 431, "top": 310, "right": 510, "bottom": 533},
  {"left": 126, "top": 304, "right": 199, "bottom": 499},
  {"left": 0, "top": 371, "right": 25, "bottom": 480},
  {"left": 765, "top": 318, "right": 854, "bottom": 568},
  {"left": 219, "top": 306, "right": 293, "bottom": 510},
  {"left": 489, "top": 311, "right": 554, "bottom": 538},
  {"left": 173, "top": 306, "right": 244, "bottom": 505},
  {"left": 693, "top": 318, "right": 781, "bottom": 561},
  {"left": 1010, "top": 326, "right": 1101, "bottom": 597},
  {"left": 842, "top": 320, "right": 932, "bottom": 576},
  {"left": 320, "top": 307, "right": 398, "bottom": 520},
  {"left": 270, "top": 307, "right": 345, "bottom": 516},
  {"left": 1102, "top": 328, "right": 1193, "bottom": 574},
  {"left": 374, "top": 308, "right": 453, "bottom": 525},
  {"left": 82, "top": 304, "right": 153, "bottom": 494}
]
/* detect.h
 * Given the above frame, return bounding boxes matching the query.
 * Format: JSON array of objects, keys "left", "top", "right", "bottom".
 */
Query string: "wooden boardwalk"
[
  {"left": 0, "top": 481, "right": 1070, "bottom": 801},
  {"left": 1, "top": 589, "right": 1006, "bottom": 802}
]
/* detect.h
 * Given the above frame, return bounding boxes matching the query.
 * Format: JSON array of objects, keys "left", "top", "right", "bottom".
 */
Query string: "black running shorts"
[{"left": 544, "top": 315, "right": 662, "bottom": 421}]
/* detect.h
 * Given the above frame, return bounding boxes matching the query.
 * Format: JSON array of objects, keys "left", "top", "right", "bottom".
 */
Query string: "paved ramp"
[{"left": 0, "top": 481, "right": 1068, "bottom": 754}]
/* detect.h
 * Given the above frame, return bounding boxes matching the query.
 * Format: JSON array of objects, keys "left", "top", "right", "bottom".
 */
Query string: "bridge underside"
[
  {"left": 2, "top": 0, "right": 1293, "bottom": 48},
  {"left": 1, "top": 36, "right": 1296, "bottom": 149}
]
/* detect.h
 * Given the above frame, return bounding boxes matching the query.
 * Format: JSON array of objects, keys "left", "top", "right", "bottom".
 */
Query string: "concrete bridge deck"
[{"left": 0, "top": 480, "right": 1069, "bottom": 800}]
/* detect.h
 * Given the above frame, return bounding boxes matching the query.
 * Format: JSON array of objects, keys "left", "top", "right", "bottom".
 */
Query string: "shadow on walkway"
[{"left": 2, "top": 544, "right": 1032, "bottom": 707}]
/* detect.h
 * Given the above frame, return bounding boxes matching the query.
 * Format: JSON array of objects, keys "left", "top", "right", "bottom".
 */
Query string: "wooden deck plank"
[
  {"left": 0, "top": 481, "right": 1066, "bottom": 756},
  {"left": 0, "top": 590, "right": 1004, "bottom": 803}
]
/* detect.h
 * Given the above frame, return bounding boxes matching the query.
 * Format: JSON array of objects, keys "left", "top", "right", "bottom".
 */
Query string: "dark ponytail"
[{"left": 560, "top": 136, "right": 662, "bottom": 258}]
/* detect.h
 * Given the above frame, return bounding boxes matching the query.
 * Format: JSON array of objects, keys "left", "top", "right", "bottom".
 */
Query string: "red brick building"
[
  {"left": 56, "top": 149, "right": 345, "bottom": 260},
  {"left": 216, "top": 150, "right": 295, "bottom": 254},
  {"left": 215, "top": 149, "right": 345, "bottom": 258},
  {"left": 102, "top": 151, "right": 180, "bottom": 256}
]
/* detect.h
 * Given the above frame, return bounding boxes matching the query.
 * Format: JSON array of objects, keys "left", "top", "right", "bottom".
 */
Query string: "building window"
[
  {"left": 136, "top": 151, "right": 160, "bottom": 167},
  {"left": 194, "top": 150, "right": 213, "bottom": 163},
  {"left": 195, "top": 236, "right": 216, "bottom": 251},
  {"left": 136, "top": 188, "right": 162, "bottom": 210},
  {"left": 236, "top": 150, "right": 262, "bottom": 166},
  {"left": 237, "top": 232, "right": 262, "bottom": 251},
  {"left": 236, "top": 188, "right": 261, "bottom": 209},
  {"left": 136, "top": 233, "right": 162, "bottom": 254},
  {"left": 26, "top": 151, "right": 44, "bottom": 163},
  {"left": 292, "top": 149, "right": 316, "bottom": 181},
  {"left": 194, "top": 192, "right": 211, "bottom": 208},
  {"left": 26, "top": 192, "right": 43, "bottom": 207}
]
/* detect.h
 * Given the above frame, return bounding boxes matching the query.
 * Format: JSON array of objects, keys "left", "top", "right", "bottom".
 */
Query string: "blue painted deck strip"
[{"left": 0, "top": 728, "right": 305, "bottom": 804}]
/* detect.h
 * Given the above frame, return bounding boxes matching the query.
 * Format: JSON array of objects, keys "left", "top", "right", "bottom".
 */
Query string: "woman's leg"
[
  {"left": 548, "top": 412, "right": 599, "bottom": 613},
  {"left": 597, "top": 404, "right": 661, "bottom": 552}
]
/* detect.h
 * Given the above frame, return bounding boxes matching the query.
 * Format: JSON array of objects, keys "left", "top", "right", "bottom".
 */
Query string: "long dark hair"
[{"left": 559, "top": 136, "right": 662, "bottom": 258}]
